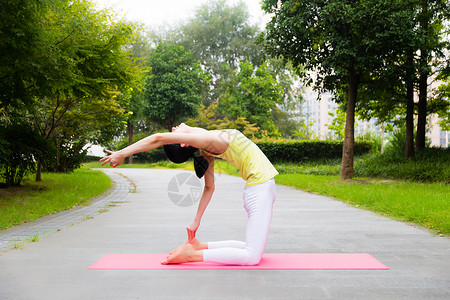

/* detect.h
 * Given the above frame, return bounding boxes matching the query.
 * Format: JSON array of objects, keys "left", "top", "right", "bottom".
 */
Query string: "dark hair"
[{"left": 163, "top": 144, "right": 209, "bottom": 178}]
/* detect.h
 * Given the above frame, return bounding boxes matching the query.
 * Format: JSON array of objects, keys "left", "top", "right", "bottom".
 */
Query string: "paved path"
[{"left": 0, "top": 169, "right": 449, "bottom": 299}]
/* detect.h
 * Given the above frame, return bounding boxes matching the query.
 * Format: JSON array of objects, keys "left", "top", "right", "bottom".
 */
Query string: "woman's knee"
[{"left": 244, "top": 250, "right": 263, "bottom": 266}]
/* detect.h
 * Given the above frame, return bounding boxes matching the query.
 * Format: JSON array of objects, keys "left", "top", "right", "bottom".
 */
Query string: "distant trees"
[
  {"left": 141, "top": 43, "right": 208, "bottom": 131},
  {"left": 140, "top": 0, "right": 304, "bottom": 138}
]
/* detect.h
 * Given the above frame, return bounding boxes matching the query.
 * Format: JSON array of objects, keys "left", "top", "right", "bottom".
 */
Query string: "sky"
[{"left": 94, "top": 0, "right": 270, "bottom": 29}]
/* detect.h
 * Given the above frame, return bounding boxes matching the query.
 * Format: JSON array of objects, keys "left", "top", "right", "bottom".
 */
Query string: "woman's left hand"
[{"left": 100, "top": 150, "right": 125, "bottom": 168}]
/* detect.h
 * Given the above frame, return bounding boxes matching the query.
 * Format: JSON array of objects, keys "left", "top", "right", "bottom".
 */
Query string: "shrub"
[
  {"left": 274, "top": 147, "right": 449, "bottom": 183},
  {"left": 254, "top": 140, "right": 373, "bottom": 163},
  {"left": 0, "top": 123, "right": 49, "bottom": 187},
  {"left": 354, "top": 147, "right": 450, "bottom": 183}
]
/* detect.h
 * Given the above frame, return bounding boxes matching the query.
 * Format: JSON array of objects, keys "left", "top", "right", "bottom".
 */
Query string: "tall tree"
[
  {"left": 218, "top": 60, "right": 284, "bottom": 134},
  {"left": 123, "top": 31, "right": 153, "bottom": 164},
  {"left": 262, "top": 0, "right": 414, "bottom": 179},
  {"left": 415, "top": 0, "right": 449, "bottom": 150},
  {"left": 142, "top": 43, "right": 208, "bottom": 131},
  {"left": 0, "top": 0, "right": 49, "bottom": 109}
]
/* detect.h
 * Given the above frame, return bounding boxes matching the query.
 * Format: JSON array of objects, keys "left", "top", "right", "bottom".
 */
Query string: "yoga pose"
[{"left": 100, "top": 123, "right": 278, "bottom": 265}]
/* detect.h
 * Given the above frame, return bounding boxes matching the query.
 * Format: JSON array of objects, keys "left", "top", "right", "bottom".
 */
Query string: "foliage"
[
  {"left": 383, "top": 128, "right": 408, "bottom": 159},
  {"left": 253, "top": 139, "right": 373, "bottom": 163},
  {"left": 356, "top": 131, "right": 383, "bottom": 154},
  {"left": 272, "top": 148, "right": 449, "bottom": 183},
  {"left": 291, "top": 118, "right": 315, "bottom": 140},
  {"left": 1, "top": 0, "right": 144, "bottom": 176},
  {"left": 217, "top": 60, "right": 284, "bottom": 135},
  {"left": 142, "top": 43, "right": 208, "bottom": 131},
  {"left": 0, "top": 0, "right": 49, "bottom": 109},
  {"left": 434, "top": 70, "right": 450, "bottom": 131},
  {"left": 185, "top": 102, "right": 259, "bottom": 136},
  {"left": 29, "top": 0, "right": 143, "bottom": 139},
  {"left": 0, "top": 123, "right": 49, "bottom": 187},
  {"left": 173, "top": 0, "right": 263, "bottom": 105},
  {"left": 326, "top": 109, "right": 347, "bottom": 141},
  {"left": 353, "top": 149, "right": 450, "bottom": 183},
  {"left": 144, "top": 0, "right": 305, "bottom": 136},
  {"left": 261, "top": 0, "right": 419, "bottom": 179}
]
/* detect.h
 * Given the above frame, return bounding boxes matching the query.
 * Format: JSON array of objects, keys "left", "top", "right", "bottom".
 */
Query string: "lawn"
[
  {"left": 275, "top": 173, "right": 450, "bottom": 235},
  {"left": 0, "top": 168, "right": 111, "bottom": 230}
]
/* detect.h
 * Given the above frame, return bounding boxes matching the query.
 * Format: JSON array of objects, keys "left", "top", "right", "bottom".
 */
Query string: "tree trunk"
[
  {"left": 416, "top": 59, "right": 428, "bottom": 150},
  {"left": 56, "top": 134, "right": 61, "bottom": 172},
  {"left": 416, "top": 1, "right": 429, "bottom": 151},
  {"left": 35, "top": 160, "right": 42, "bottom": 182},
  {"left": 340, "top": 70, "right": 359, "bottom": 180},
  {"left": 405, "top": 50, "right": 415, "bottom": 159},
  {"left": 127, "top": 120, "right": 134, "bottom": 164}
]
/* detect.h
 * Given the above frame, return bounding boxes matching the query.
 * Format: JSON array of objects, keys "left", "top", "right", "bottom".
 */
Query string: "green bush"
[
  {"left": 255, "top": 140, "right": 373, "bottom": 163},
  {"left": 0, "top": 123, "right": 49, "bottom": 187},
  {"left": 274, "top": 147, "right": 449, "bottom": 183},
  {"left": 354, "top": 147, "right": 450, "bottom": 183}
]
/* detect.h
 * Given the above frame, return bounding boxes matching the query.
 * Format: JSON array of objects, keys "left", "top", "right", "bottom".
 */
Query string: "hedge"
[{"left": 254, "top": 140, "right": 373, "bottom": 163}]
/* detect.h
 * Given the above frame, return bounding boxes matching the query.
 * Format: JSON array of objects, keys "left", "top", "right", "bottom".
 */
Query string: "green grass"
[
  {"left": 0, "top": 168, "right": 111, "bottom": 230},
  {"left": 275, "top": 174, "right": 450, "bottom": 235}
]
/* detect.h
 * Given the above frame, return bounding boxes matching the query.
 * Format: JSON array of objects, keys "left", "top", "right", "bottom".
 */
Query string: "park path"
[{"left": 0, "top": 168, "right": 449, "bottom": 299}]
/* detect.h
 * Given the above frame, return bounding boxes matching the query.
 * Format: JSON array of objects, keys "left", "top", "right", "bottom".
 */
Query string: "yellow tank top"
[{"left": 204, "top": 129, "right": 278, "bottom": 186}]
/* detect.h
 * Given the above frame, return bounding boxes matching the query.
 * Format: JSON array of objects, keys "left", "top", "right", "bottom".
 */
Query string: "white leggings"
[{"left": 203, "top": 178, "right": 276, "bottom": 265}]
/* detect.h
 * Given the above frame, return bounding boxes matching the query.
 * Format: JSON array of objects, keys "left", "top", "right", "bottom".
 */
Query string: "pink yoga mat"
[{"left": 88, "top": 253, "right": 389, "bottom": 270}]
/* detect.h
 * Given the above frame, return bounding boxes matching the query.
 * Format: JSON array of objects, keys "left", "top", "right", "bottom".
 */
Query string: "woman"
[{"left": 100, "top": 123, "right": 278, "bottom": 265}]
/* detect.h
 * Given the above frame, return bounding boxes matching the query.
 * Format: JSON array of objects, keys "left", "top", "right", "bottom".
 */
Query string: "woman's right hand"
[{"left": 186, "top": 220, "right": 200, "bottom": 241}]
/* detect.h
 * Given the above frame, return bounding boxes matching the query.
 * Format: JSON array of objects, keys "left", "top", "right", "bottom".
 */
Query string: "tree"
[
  {"left": 343, "top": 0, "right": 449, "bottom": 157},
  {"left": 217, "top": 60, "right": 284, "bottom": 135},
  {"left": 266, "top": 58, "right": 306, "bottom": 138},
  {"left": 415, "top": 0, "right": 449, "bottom": 150},
  {"left": 123, "top": 31, "right": 153, "bottom": 164},
  {"left": 0, "top": 0, "right": 49, "bottom": 109},
  {"left": 326, "top": 110, "right": 347, "bottom": 141},
  {"left": 142, "top": 43, "right": 208, "bottom": 131},
  {"left": 262, "top": 0, "right": 414, "bottom": 179},
  {"left": 0, "top": 121, "right": 49, "bottom": 187},
  {"left": 30, "top": 0, "right": 142, "bottom": 176},
  {"left": 0, "top": 0, "right": 143, "bottom": 180},
  {"left": 185, "top": 103, "right": 259, "bottom": 136}
]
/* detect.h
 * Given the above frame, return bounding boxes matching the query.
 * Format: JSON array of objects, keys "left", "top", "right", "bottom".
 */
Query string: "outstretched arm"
[{"left": 100, "top": 130, "right": 228, "bottom": 168}]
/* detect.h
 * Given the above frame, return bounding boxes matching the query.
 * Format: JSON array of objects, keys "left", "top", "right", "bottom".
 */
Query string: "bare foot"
[
  {"left": 189, "top": 237, "right": 207, "bottom": 250},
  {"left": 161, "top": 243, "right": 203, "bottom": 265},
  {"left": 169, "top": 241, "right": 188, "bottom": 255},
  {"left": 169, "top": 238, "right": 207, "bottom": 255}
]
